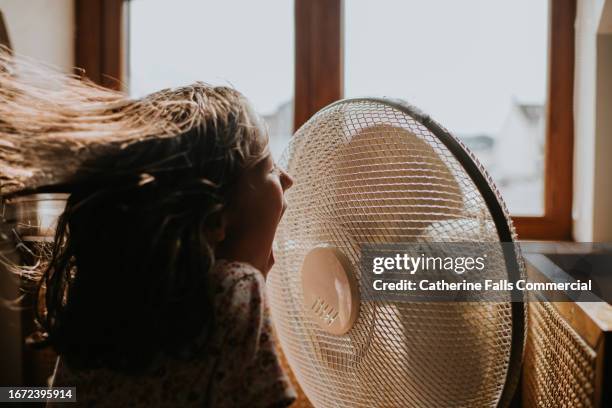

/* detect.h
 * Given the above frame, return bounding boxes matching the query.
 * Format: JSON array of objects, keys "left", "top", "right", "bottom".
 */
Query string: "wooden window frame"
[
  {"left": 75, "top": 0, "right": 125, "bottom": 91},
  {"left": 75, "top": 0, "right": 575, "bottom": 240},
  {"left": 514, "top": 0, "right": 575, "bottom": 240}
]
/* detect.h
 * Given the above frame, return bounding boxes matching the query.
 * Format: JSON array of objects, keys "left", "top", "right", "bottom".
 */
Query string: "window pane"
[
  {"left": 128, "top": 0, "right": 294, "bottom": 159},
  {"left": 345, "top": 0, "right": 548, "bottom": 215}
]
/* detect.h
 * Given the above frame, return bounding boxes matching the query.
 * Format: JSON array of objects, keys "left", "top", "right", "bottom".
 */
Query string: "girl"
[{"left": 0, "top": 47, "right": 296, "bottom": 407}]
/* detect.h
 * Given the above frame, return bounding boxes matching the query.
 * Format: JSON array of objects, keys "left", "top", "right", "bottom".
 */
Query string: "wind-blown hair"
[{"left": 0, "top": 46, "right": 268, "bottom": 372}]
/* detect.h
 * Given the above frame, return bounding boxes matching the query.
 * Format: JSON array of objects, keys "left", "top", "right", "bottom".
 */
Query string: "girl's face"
[{"left": 216, "top": 121, "right": 293, "bottom": 276}]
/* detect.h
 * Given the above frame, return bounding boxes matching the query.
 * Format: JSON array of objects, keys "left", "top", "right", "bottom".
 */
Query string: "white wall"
[
  {"left": 0, "top": 0, "right": 74, "bottom": 70},
  {"left": 574, "top": 0, "right": 612, "bottom": 241},
  {"left": 593, "top": 1, "right": 612, "bottom": 241}
]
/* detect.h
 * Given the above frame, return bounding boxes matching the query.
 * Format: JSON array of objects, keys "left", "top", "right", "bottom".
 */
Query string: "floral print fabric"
[{"left": 50, "top": 260, "right": 296, "bottom": 407}]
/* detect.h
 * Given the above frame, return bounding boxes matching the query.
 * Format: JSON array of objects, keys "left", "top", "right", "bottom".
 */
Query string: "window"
[
  {"left": 74, "top": 0, "right": 574, "bottom": 239},
  {"left": 292, "top": 0, "right": 574, "bottom": 239},
  {"left": 345, "top": 0, "right": 549, "bottom": 216},
  {"left": 128, "top": 0, "right": 294, "bottom": 159}
]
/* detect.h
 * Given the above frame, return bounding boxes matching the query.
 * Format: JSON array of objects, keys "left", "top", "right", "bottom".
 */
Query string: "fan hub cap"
[{"left": 301, "top": 247, "right": 360, "bottom": 335}]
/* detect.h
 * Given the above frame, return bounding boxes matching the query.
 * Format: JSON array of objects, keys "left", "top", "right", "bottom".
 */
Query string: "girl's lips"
[{"left": 266, "top": 248, "right": 275, "bottom": 273}]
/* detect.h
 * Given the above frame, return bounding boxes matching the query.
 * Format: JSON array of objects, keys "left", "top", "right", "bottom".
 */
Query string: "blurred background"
[{"left": 128, "top": 0, "right": 547, "bottom": 215}]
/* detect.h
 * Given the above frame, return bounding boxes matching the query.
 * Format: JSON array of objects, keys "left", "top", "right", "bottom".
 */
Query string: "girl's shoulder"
[
  {"left": 208, "top": 259, "right": 266, "bottom": 326},
  {"left": 210, "top": 259, "right": 264, "bottom": 293}
]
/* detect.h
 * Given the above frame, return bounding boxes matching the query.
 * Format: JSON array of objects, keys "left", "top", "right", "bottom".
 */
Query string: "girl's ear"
[{"left": 208, "top": 211, "right": 228, "bottom": 244}]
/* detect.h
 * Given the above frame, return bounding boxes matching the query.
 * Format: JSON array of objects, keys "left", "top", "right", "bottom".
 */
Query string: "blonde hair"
[
  {"left": 0, "top": 45, "right": 265, "bottom": 196},
  {"left": 0, "top": 45, "right": 269, "bottom": 372}
]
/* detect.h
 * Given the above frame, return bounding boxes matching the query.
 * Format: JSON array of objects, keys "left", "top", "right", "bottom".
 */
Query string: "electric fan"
[{"left": 267, "top": 98, "right": 525, "bottom": 407}]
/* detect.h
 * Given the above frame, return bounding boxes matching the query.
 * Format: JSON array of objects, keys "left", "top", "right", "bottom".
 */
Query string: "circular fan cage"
[{"left": 267, "top": 98, "right": 526, "bottom": 408}]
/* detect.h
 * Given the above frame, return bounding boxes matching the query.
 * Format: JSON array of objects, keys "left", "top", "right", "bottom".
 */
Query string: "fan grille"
[{"left": 267, "top": 99, "right": 523, "bottom": 407}]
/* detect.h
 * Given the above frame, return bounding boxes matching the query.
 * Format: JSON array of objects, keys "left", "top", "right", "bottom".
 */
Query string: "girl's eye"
[{"left": 270, "top": 163, "right": 282, "bottom": 176}]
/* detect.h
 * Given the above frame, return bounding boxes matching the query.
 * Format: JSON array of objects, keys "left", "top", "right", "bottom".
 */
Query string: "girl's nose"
[{"left": 281, "top": 169, "right": 294, "bottom": 191}]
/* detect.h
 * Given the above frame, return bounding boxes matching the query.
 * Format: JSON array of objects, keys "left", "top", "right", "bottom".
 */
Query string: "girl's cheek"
[{"left": 269, "top": 178, "right": 285, "bottom": 218}]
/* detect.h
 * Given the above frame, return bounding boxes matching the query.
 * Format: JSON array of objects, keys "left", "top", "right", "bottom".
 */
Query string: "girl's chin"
[{"left": 266, "top": 249, "right": 275, "bottom": 272}]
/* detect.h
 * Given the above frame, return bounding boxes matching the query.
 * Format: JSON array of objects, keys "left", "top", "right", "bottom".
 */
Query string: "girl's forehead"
[{"left": 254, "top": 151, "right": 273, "bottom": 171}]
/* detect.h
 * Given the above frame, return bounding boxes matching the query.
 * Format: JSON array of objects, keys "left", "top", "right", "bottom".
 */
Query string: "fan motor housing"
[{"left": 301, "top": 247, "right": 360, "bottom": 335}]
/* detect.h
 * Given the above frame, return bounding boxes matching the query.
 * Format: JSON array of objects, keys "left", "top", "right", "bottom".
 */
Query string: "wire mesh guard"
[
  {"left": 267, "top": 99, "right": 525, "bottom": 407},
  {"left": 522, "top": 300, "right": 597, "bottom": 407}
]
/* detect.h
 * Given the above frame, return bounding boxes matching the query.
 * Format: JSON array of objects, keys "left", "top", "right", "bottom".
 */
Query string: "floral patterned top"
[{"left": 49, "top": 260, "right": 297, "bottom": 407}]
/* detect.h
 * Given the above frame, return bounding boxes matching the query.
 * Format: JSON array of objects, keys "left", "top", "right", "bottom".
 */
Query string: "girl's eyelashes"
[{"left": 270, "top": 162, "right": 282, "bottom": 176}]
